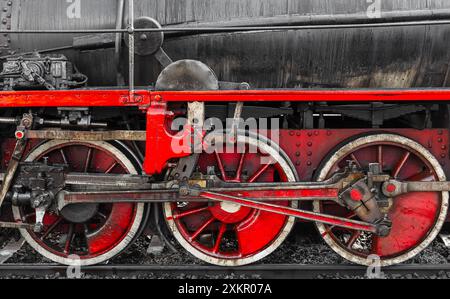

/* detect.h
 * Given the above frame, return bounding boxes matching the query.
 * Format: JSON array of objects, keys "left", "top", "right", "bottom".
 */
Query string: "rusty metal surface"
[
  {"left": 25, "top": 130, "right": 146, "bottom": 141},
  {"left": 5, "top": 0, "right": 450, "bottom": 88}
]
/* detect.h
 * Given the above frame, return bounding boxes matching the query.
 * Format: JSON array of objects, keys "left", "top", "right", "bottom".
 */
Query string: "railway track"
[{"left": 0, "top": 263, "right": 450, "bottom": 279}]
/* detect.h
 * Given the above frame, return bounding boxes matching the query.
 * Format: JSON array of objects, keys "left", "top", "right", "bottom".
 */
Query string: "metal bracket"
[{"left": 0, "top": 113, "right": 32, "bottom": 210}]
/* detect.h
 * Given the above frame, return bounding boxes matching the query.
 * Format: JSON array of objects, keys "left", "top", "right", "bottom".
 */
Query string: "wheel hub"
[
  {"left": 60, "top": 203, "right": 99, "bottom": 223},
  {"left": 209, "top": 202, "right": 251, "bottom": 224}
]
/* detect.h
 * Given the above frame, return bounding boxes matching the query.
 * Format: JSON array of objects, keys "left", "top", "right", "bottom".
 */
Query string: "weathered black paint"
[{"left": 4, "top": 0, "right": 450, "bottom": 88}]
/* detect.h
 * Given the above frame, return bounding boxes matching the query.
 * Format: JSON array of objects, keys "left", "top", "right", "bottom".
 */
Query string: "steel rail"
[
  {"left": 0, "top": 263, "right": 448, "bottom": 279},
  {"left": 0, "top": 19, "right": 450, "bottom": 35}
]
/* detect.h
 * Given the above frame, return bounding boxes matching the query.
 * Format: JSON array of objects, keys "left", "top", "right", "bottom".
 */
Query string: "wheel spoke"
[
  {"left": 190, "top": 217, "right": 215, "bottom": 241},
  {"left": 60, "top": 149, "right": 68, "bottom": 165},
  {"left": 377, "top": 145, "right": 383, "bottom": 170},
  {"left": 40, "top": 218, "right": 63, "bottom": 240},
  {"left": 84, "top": 148, "right": 93, "bottom": 173},
  {"left": 234, "top": 151, "right": 246, "bottom": 181},
  {"left": 321, "top": 211, "right": 357, "bottom": 237},
  {"left": 213, "top": 223, "right": 227, "bottom": 254},
  {"left": 97, "top": 212, "right": 107, "bottom": 220},
  {"left": 105, "top": 162, "right": 118, "bottom": 174},
  {"left": 392, "top": 151, "right": 410, "bottom": 178},
  {"left": 214, "top": 151, "right": 228, "bottom": 181},
  {"left": 64, "top": 224, "right": 75, "bottom": 254},
  {"left": 171, "top": 206, "right": 209, "bottom": 220},
  {"left": 248, "top": 162, "right": 272, "bottom": 183},
  {"left": 346, "top": 231, "right": 362, "bottom": 249}
]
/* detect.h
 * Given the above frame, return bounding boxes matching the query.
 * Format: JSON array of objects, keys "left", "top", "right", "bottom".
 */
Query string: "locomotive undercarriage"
[
  {"left": 0, "top": 11, "right": 449, "bottom": 268},
  {"left": 0, "top": 102, "right": 448, "bottom": 267}
]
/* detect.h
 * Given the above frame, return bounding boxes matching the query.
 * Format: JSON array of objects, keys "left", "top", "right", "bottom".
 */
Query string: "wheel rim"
[
  {"left": 164, "top": 134, "right": 297, "bottom": 266},
  {"left": 12, "top": 140, "right": 145, "bottom": 266},
  {"left": 313, "top": 134, "right": 448, "bottom": 266}
]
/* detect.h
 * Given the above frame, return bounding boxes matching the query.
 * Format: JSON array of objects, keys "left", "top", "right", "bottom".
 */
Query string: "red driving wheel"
[
  {"left": 313, "top": 134, "right": 448, "bottom": 266},
  {"left": 12, "top": 140, "right": 145, "bottom": 266},
  {"left": 164, "top": 134, "right": 298, "bottom": 266}
]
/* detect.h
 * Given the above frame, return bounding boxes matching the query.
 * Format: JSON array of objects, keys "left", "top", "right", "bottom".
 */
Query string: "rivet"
[
  {"left": 307, "top": 132, "right": 313, "bottom": 137},
  {"left": 307, "top": 151, "right": 312, "bottom": 156},
  {"left": 307, "top": 161, "right": 312, "bottom": 166},
  {"left": 441, "top": 153, "right": 446, "bottom": 158},
  {"left": 295, "top": 152, "right": 300, "bottom": 157},
  {"left": 438, "top": 130, "right": 443, "bottom": 135},
  {"left": 326, "top": 130, "right": 332, "bottom": 136},
  {"left": 296, "top": 131, "right": 301, "bottom": 136},
  {"left": 295, "top": 161, "right": 301, "bottom": 166},
  {"left": 289, "top": 131, "right": 295, "bottom": 136},
  {"left": 314, "top": 131, "right": 319, "bottom": 136},
  {"left": 438, "top": 138, "right": 443, "bottom": 143},
  {"left": 307, "top": 142, "right": 312, "bottom": 147},
  {"left": 296, "top": 143, "right": 301, "bottom": 147},
  {"left": 442, "top": 145, "right": 446, "bottom": 150}
]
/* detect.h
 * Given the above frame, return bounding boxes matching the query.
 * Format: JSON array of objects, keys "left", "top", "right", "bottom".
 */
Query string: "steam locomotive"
[{"left": 0, "top": 0, "right": 449, "bottom": 267}]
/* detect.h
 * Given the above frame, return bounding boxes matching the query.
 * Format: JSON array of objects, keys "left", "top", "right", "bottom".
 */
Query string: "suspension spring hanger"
[{"left": 0, "top": 113, "right": 34, "bottom": 229}]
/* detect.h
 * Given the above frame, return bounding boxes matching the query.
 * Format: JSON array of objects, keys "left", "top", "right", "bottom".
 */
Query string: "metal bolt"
[{"left": 179, "top": 187, "right": 190, "bottom": 196}]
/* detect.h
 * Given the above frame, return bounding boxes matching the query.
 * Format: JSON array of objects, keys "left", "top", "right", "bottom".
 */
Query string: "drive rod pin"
[{"left": 349, "top": 188, "right": 363, "bottom": 201}]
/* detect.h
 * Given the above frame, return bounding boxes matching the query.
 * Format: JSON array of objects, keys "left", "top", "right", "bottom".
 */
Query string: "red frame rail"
[{"left": 0, "top": 89, "right": 450, "bottom": 108}]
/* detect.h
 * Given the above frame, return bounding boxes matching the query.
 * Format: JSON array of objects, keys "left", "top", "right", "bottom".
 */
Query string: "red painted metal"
[
  {"left": 0, "top": 89, "right": 449, "bottom": 108},
  {"left": 223, "top": 189, "right": 339, "bottom": 199},
  {"left": 168, "top": 145, "right": 295, "bottom": 259},
  {"left": 0, "top": 88, "right": 448, "bottom": 175},
  {"left": 151, "top": 89, "right": 450, "bottom": 103},
  {"left": 143, "top": 101, "right": 192, "bottom": 175},
  {"left": 17, "top": 142, "right": 140, "bottom": 259},
  {"left": 349, "top": 189, "right": 363, "bottom": 201},
  {"left": 275, "top": 129, "right": 450, "bottom": 181},
  {"left": 0, "top": 90, "right": 151, "bottom": 108},
  {"left": 316, "top": 139, "right": 443, "bottom": 259},
  {"left": 200, "top": 191, "right": 376, "bottom": 233}
]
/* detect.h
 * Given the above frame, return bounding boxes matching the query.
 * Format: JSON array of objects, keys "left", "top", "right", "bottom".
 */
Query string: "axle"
[{"left": 3, "top": 160, "right": 450, "bottom": 236}]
